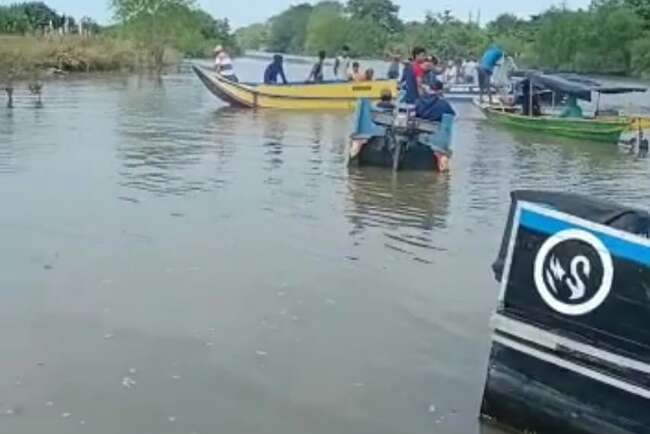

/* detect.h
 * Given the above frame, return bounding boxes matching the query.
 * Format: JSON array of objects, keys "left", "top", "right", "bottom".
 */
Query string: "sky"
[{"left": 12, "top": 0, "right": 591, "bottom": 28}]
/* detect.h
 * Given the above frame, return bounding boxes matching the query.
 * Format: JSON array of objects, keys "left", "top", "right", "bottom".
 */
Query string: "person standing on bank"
[
  {"left": 214, "top": 45, "right": 238, "bottom": 82},
  {"left": 478, "top": 45, "right": 504, "bottom": 103}
]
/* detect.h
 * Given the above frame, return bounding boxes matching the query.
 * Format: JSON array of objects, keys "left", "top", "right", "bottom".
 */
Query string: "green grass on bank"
[{"left": 0, "top": 35, "right": 183, "bottom": 79}]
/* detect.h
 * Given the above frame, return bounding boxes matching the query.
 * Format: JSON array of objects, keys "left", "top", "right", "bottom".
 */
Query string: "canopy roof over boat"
[{"left": 517, "top": 72, "right": 647, "bottom": 102}]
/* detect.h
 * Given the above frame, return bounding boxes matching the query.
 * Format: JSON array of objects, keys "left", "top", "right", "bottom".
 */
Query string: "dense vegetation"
[
  {"left": 0, "top": 1, "right": 238, "bottom": 76},
  {"left": 236, "top": 0, "right": 650, "bottom": 77}
]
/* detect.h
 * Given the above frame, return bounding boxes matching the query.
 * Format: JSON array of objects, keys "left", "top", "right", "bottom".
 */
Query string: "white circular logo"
[{"left": 534, "top": 229, "right": 614, "bottom": 316}]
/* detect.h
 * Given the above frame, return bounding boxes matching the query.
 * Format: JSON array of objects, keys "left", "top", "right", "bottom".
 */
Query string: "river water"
[{"left": 1, "top": 58, "right": 649, "bottom": 434}]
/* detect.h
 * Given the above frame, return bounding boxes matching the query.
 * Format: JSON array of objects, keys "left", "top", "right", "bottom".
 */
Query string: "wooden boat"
[
  {"left": 193, "top": 65, "right": 398, "bottom": 110},
  {"left": 477, "top": 72, "right": 649, "bottom": 144},
  {"left": 478, "top": 103, "right": 630, "bottom": 143},
  {"left": 348, "top": 99, "right": 453, "bottom": 171},
  {"left": 482, "top": 190, "right": 650, "bottom": 434}
]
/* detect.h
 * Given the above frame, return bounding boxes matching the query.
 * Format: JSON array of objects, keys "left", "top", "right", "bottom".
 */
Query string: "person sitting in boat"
[
  {"left": 415, "top": 80, "right": 456, "bottom": 122},
  {"left": 307, "top": 51, "right": 326, "bottom": 83},
  {"left": 334, "top": 45, "right": 351, "bottom": 80},
  {"left": 349, "top": 62, "right": 365, "bottom": 82},
  {"left": 264, "top": 54, "right": 288, "bottom": 85},
  {"left": 214, "top": 45, "right": 238, "bottom": 82},
  {"left": 365, "top": 68, "right": 375, "bottom": 81},
  {"left": 387, "top": 55, "right": 401, "bottom": 80},
  {"left": 559, "top": 95, "right": 583, "bottom": 118},
  {"left": 478, "top": 45, "right": 504, "bottom": 103},
  {"left": 376, "top": 89, "right": 395, "bottom": 111}
]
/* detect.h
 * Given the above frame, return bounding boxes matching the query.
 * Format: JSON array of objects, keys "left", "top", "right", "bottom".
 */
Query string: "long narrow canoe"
[
  {"left": 477, "top": 102, "right": 631, "bottom": 144},
  {"left": 193, "top": 65, "right": 398, "bottom": 110}
]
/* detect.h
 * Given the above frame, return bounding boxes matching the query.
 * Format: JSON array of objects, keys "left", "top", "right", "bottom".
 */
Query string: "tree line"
[
  {"left": 0, "top": 1, "right": 240, "bottom": 70},
  {"left": 235, "top": 0, "right": 650, "bottom": 77}
]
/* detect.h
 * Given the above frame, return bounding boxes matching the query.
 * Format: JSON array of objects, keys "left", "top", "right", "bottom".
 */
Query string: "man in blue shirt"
[
  {"left": 264, "top": 54, "right": 288, "bottom": 85},
  {"left": 415, "top": 80, "right": 456, "bottom": 122},
  {"left": 478, "top": 45, "right": 504, "bottom": 103}
]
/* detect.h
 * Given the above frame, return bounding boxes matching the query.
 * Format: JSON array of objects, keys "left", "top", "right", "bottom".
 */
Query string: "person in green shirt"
[{"left": 559, "top": 96, "right": 583, "bottom": 118}]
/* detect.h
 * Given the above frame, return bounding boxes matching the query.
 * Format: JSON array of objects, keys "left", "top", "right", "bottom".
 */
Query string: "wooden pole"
[{"left": 528, "top": 78, "right": 533, "bottom": 117}]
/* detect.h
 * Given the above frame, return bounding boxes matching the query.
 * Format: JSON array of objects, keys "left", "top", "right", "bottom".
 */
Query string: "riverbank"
[{"left": 0, "top": 35, "right": 184, "bottom": 80}]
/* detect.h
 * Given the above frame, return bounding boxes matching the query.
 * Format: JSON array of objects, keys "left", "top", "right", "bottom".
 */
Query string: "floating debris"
[
  {"left": 80, "top": 420, "right": 86, "bottom": 425},
  {"left": 61, "top": 412, "right": 72, "bottom": 419},
  {"left": 45, "top": 401, "right": 54, "bottom": 407},
  {"left": 43, "top": 264, "right": 54, "bottom": 270},
  {"left": 104, "top": 333, "right": 114, "bottom": 340},
  {"left": 128, "top": 368, "right": 137, "bottom": 375},
  {"left": 255, "top": 350, "right": 268, "bottom": 357},
  {"left": 291, "top": 315, "right": 300, "bottom": 322},
  {"left": 171, "top": 375, "right": 181, "bottom": 380},
  {"left": 36, "top": 361, "right": 46, "bottom": 367},
  {"left": 15, "top": 379, "right": 23, "bottom": 386},
  {"left": 5, "top": 409, "right": 15, "bottom": 416},
  {"left": 170, "top": 212, "right": 185, "bottom": 218},
  {"left": 352, "top": 382, "right": 365, "bottom": 388},
  {"left": 276, "top": 291, "right": 287, "bottom": 297},
  {"left": 122, "top": 377, "right": 137, "bottom": 389},
  {"left": 428, "top": 404, "right": 437, "bottom": 414},
  {"left": 279, "top": 309, "right": 288, "bottom": 316},
  {"left": 168, "top": 416, "right": 176, "bottom": 422},
  {"left": 325, "top": 298, "right": 337, "bottom": 305}
]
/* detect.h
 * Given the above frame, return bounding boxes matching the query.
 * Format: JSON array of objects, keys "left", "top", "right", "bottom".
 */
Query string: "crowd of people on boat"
[{"left": 211, "top": 42, "right": 517, "bottom": 122}]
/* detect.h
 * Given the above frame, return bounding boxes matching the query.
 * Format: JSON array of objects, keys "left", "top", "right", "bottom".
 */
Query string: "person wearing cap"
[
  {"left": 264, "top": 54, "right": 288, "bottom": 84},
  {"left": 214, "top": 45, "right": 238, "bottom": 82},
  {"left": 415, "top": 79, "right": 456, "bottom": 122}
]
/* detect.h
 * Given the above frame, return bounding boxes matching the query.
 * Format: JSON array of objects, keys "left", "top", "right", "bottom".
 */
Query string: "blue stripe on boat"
[{"left": 520, "top": 209, "right": 650, "bottom": 266}]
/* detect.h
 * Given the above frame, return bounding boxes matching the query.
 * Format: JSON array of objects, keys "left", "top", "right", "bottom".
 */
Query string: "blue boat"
[
  {"left": 482, "top": 190, "right": 650, "bottom": 434},
  {"left": 348, "top": 99, "right": 454, "bottom": 172}
]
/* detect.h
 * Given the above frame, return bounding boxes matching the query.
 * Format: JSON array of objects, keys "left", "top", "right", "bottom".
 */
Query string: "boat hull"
[
  {"left": 478, "top": 104, "right": 629, "bottom": 143},
  {"left": 482, "top": 192, "right": 650, "bottom": 434},
  {"left": 193, "top": 65, "right": 398, "bottom": 110},
  {"left": 349, "top": 136, "right": 443, "bottom": 171}
]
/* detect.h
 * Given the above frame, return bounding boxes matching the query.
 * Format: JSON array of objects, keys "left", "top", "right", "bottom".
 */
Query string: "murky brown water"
[{"left": 1, "top": 59, "right": 649, "bottom": 434}]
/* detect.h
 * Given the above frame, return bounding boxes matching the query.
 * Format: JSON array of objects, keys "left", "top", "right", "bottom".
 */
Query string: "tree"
[
  {"left": 267, "top": 3, "right": 313, "bottom": 53},
  {"left": 110, "top": 0, "right": 235, "bottom": 66},
  {"left": 347, "top": 0, "right": 402, "bottom": 34},
  {"left": 304, "top": 1, "right": 349, "bottom": 54},
  {"left": 235, "top": 23, "right": 269, "bottom": 51}
]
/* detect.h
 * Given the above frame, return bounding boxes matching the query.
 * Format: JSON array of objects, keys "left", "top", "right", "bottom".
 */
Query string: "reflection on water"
[
  {"left": 1, "top": 64, "right": 650, "bottom": 434},
  {"left": 346, "top": 168, "right": 450, "bottom": 263}
]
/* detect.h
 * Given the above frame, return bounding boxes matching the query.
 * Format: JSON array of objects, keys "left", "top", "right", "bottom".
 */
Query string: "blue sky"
[{"left": 18, "top": 0, "right": 591, "bottom": 28}]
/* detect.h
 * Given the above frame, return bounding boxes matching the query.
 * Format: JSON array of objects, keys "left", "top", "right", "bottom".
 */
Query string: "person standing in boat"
[
  {"left": 308, "top": 50, "right": 326, "bottom": 83},
  {"left": 387, "top": 54, "right": 401, "bottom": 80},
  {"left": 214, "top": 45, "right": 238, "bottom": 82},
  {"left": 478, "top": 45, "right": 504, "bottom": 103},
  {"left": 264, "top": 54, "right": 288, "bottom": 85},
  {"left": 334, "top": 46, "right": 351, "bottom": 80}
]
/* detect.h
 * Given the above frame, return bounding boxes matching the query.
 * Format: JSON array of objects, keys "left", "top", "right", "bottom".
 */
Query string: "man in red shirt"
[{"left": 411, "top": 46, "right": 427, "bottom": 85}]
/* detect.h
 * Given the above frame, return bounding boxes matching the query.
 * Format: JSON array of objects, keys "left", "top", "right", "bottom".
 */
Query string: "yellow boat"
[{"left": 193, "top": 65, "right": 398, "bottom": 110}]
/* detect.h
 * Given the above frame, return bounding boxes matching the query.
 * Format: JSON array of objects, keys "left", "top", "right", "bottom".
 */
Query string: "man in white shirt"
[
  {"left": 333, "top": 45, "right": 351, "bottom": 80},
  {"left": 214, "top": 45, "right": 238, "bottom": 82}
]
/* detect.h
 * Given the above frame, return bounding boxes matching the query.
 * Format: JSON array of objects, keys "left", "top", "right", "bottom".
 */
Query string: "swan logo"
[{"left": 534, "top": 229, "right": 614, "bottom": 316}]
